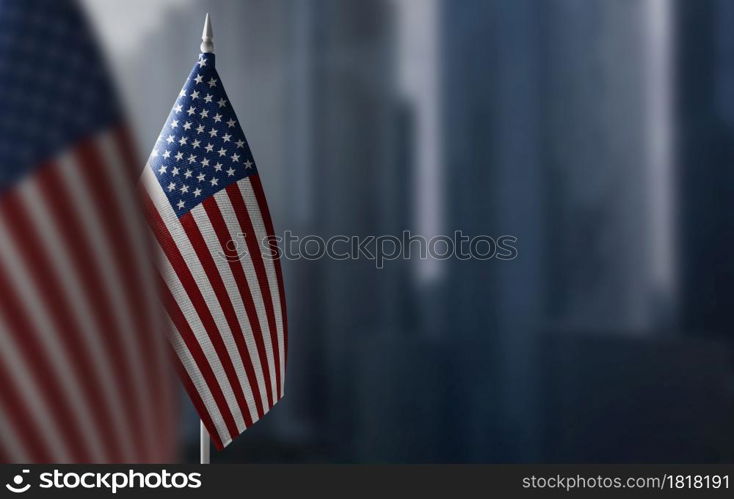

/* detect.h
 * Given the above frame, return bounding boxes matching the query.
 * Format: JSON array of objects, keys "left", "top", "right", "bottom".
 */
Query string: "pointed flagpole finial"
[{"left": 200, "top": 13, "right": 214, "bottom": 53}]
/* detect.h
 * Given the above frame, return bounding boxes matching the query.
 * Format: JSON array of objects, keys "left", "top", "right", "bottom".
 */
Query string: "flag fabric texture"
[
  {"left": 0, "top": 0, "right": 176, "bottom": 462},
  {"left": 141, "top": 51, "right": 288, "bottom": 449}
]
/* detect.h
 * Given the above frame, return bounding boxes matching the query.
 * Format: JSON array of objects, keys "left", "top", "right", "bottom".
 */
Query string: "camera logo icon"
[{"left": 5, "top": 469, "right": 31, "bottom": 494}]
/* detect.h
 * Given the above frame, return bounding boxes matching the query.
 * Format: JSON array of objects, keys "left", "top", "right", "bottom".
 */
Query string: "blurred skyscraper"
[{"left": 677, "top": 0, "right": 734, "bottom": 336}]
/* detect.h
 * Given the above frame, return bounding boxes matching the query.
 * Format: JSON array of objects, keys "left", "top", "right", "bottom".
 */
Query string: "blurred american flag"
[{"left": 0, "top": 0, "right": 176, "bottom": 462}]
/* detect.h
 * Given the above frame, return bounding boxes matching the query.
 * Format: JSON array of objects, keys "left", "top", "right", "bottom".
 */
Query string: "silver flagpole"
[
  {"left": 200, "top": 421, "right": 210, "bottom": 464},
  {"left": 199, "top": 13, "right": 214, "bottom": 466}
]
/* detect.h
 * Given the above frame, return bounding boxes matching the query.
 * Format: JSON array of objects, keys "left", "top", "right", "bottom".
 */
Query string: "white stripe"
[
  {"left": 57, "top": 150, "right": 157, "bottom": 459},
  {"left": 165, "top": 317, "right": 231, "bottom": 446},
  {"left": 240, "top": 179, "right": 286, "bottom": 397},
  {"left": 146, "top": 215, "right": 246, "bottom": 433},
  {"left": 18, "top": 180, "right": 135, "bottom": 462},
  {"left": 0, "top": 210, "right": 105, "bottom": 462},
  {"left": 191, "top": 202, "right": 265, "bottom": 420},
  {"left": 214, "top": 189, "right": 276, "bottom": 409},
  {"left": 0, "top": 313, "right": 70, "bottom": 462}
]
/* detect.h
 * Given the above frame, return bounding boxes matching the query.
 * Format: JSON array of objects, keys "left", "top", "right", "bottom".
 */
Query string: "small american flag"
[
  {"left": 141, "top": 49, "right": 288, "bottom": 449},
  {"left": 0, "top": 0, "right": 176, "bottom": 462}
]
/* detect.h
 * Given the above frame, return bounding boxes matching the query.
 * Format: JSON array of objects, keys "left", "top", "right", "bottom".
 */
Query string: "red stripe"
[
  {"left": 0, "top": 249, "right": 91, "bottom": 462},
  {"left": 73, "top": 140, "right": 162, "bottom": 459},
  {"left": 142, "top": 190, "right": 242, "bottom": 439},
  {"left": 158, "top": 278, "right": 238, "bottom": 443},
  {"left": 154, "top": 337, "right": 180, "bottom": 461},
  {"left": 202, "top": 196, "right": 268, "bottom": 417},
  {"left": 248, "top": 175, "right": 288, "bottom": 372},
  {"left": 178, "top": 213, "right": 256, "bottom": 426},
  {"left": 0, "top": 185, "right": 123, "bottom": 462},
  {"left": 113, "top": 126, "right": 144, "bottom": 183},
  {"left": 170, "top": 351, "right": 224, "bottom": 450},
  {"left": 226, "top": 182, "right": 282, "bottom": 403}
]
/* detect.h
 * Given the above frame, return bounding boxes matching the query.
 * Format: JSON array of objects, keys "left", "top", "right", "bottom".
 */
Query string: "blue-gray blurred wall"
[{"left": 83, "top": 0, "right": 734, "bottom": 463}]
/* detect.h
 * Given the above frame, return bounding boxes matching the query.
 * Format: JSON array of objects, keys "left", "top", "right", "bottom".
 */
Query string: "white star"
[
  {"left": 187, "top": 106, "right": 196, "bottom": 116},
  {"left": 175, "top": 151, "right": 184, "bottom": 161},
  {"left": 158, "top": 165, "right": 167, "bottom": 174},
  {"left": 226, "top": 167, "right": 235, "bottom": 176},
  {"left": 194, "top": 188, "right": 202, "bottom": 197},
  {"left": 199, "top": 109, "right": 209, "bottom": 118},
  {"left": 166, "top": 134, "right": 175, "bottom": 144},
  {"left": 183, "top": 121, "right": 192, "bottom": 130},
  {"left": 214, "top": 162, "right": 223, "bottom": 172},
  {"left": 222, "top": 133, "right": 231, "bottom": 143},
  {"left": 204, "top": 94, "right": 213, "bottom": 103},
  {"left": 178, "top": 136, "right": 188, "bottom": 146},
  {"left": 170, "top": 119, "right": 178, "bottom": 129},
  {"left": 231, "top": 153, "right": 240, "bottom": 162},
  {"left": 171, "top": 167, "right": 180, "bottom": 176},
  {"left": 227, "top": 118, "right": 236, "bottom": 128},
  {"left": 213, "top": 113, "right": 222, "bottom": 123},
  {"left": 235, "top": 140, "right": 245, "bottom": 148},
  {"left": 180, "top": 184, "right": 189, "bottom": 194},
  {"left": 192, "top": 139, "right": 201, "bottom": 149},
  {"left": 190, "top": 90, "right": 200, "bottom": 100},
  {"left": 162, "top": 150, "right": 171, "bottom": 159},
  {"left": 244, "top": 159, "right": 253, "bottom": 169},
  {"left": 208, "top": 128, "right": 218, "bottom": 138},
  {"left": 184, "top": 169, "right": 193, "bottom": 178},
  {"left": 210, "top": 177, "right": 219, "bottom": 186},
  {"left": 218, "top": 147, "right": 227, "bottom": 157},
  {"left": 196, "top": 124, "right": 205, "bottom": 134},
  {"left": 205, "top": 143, "right": 214, "bottom": 153},
  {"left": 197, "top": 173, "right": 206, "bottom": 182},
  {"left": 174, "top": 104, "right": 183, "bottom": 113},
  {"left": 179, "top": 88, "right": 186, "bottom": 97},
  {"left": 188, "top": 154, "right": 197, "bottom": 164},
  {"left": 197, "top": 58, "right": 207, "bottom": 67},
  {"left": 201, "top": 158, "right": 210, "bottom": 167},
  {"left": 167, "top": 182, "right": 176, "bottom": 192},
  {"left": 194, "top": 74, "right": 204, "bottom": 84},
  {"left": 208, "top": 77, "right": 217, "bottom": 87},
  {"left": 151, "top": 148, "right": 159, "bottom": 157},
  {"left": 217, "top": 98, "right": 227, "bottom": 108},
  {"left": 177, "top": 200, "right": 185, "bottom": 209}
]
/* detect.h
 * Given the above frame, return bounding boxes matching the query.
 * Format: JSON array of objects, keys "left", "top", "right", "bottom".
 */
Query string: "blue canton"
[
  {"left": 0, "top": 0, "right": 120, "bottom": 192},
  {"left": 149, "top": 53, "right": 257, "bottom": 216}
]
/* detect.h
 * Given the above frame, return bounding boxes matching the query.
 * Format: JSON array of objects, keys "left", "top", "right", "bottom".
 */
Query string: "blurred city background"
[{"left": 82, "top": 0, "right": 734, "bottom": 462}]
